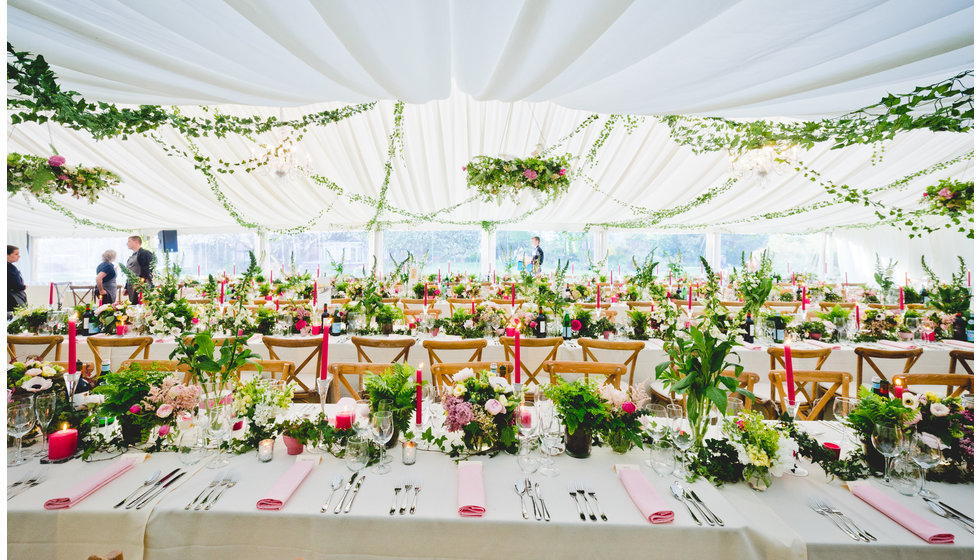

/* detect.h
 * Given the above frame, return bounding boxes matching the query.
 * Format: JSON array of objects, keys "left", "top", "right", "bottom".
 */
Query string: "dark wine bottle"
[
  {"left": 743, "top": 313, "right": 755, "bottom": 344},
  {"left": 331, "top": 305, "right": 343, "bottom": 336},
  {"left": 952, "top": 314, "right": 968, "bottom": 341},
  {"left": 535, "top": 307, "right": 548, "bottom": 338}
]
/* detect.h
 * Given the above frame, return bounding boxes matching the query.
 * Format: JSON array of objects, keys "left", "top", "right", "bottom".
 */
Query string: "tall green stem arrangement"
[{"left": 171, "top": 331, "right": 261, "bottom": 404}]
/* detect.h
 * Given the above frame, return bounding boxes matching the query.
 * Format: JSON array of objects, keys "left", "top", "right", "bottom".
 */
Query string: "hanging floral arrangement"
[
  {"left": 922, "top": 178, "right": 973, "bottom": 216},
  {"left": 464, "top": 153, "right": 573, "bottom": 204},
  {"left": 7, "top": 152, "right": 121, "bottom": 203}
]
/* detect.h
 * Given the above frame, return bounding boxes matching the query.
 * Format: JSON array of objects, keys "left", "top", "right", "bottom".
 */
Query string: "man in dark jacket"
[
  {"left": 124, "top": 236, "right": 154, "bottom": 304},
  {"left": 529, "top": 236, "right": 544, "bottom": 275},
  {"left": 7, "top": 245, "right": 27, "bottom": 313}
]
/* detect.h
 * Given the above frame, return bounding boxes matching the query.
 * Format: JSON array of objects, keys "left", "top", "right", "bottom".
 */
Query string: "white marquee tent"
[{"left": 5, "top": 0, "right": 975, "bottom": 279}]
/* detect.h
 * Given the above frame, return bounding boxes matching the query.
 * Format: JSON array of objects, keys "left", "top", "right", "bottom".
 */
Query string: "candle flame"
[
  {"left": 895, "top": 378, "right": 902, "bottom": 387},
  {"left": 417, "top": 362, "right": 424, "bottom": 370},
  {"left": 62, "top": 422, "right": 69, "bottom": 431}
]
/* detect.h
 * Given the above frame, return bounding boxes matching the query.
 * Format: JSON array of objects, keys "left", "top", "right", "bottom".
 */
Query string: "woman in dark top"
[
  {"left": 96, "top": 250, "right": 118, "bottom": 304},
  {"left": 7, "top": 244, "right": 27, "bottom": 313}
]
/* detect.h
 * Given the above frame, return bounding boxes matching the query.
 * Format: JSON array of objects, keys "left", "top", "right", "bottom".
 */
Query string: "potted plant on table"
[
  {"left": 91, "top": 362, "right": 174, "bottom": 448},
  {"left": 598, "top": 384, "right": 644, "bottom": 453},
  {"left": 844, "top": 386, "right": 917, "bottom": 473},
  {"left": 626, "top": 309, "right": 650, "bottom": 340},
  {"left": 545, "top": 377, "right": 609, "bottom": 458},
  {"left": 373, "top": 304, "right": 402, "bottom": 335},
  {"left": 363, "top": 363, "right": 417, "bottom": 447},
  {"left": 722, "top": 411, "right": 797, "bottom": 491}
]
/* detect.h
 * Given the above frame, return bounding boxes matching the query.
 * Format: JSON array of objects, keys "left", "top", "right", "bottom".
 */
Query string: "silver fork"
[
  {"left": 575, "top": 481, "right": 597, "bottom": 521},
  {"left": 389, "top": 485, "right": 403, "bottom": 516},
  {"left": 399, "top": 483, "right": 413, "bottom": 515},
  {"left": 8, "top": 469, "right": 47, "bottom": 500},
  {"left": 808, "top": 497, "right": 862, "bottom": 541},
  {"left": 197, "top": 472, "right": 233, "bottom": 511},
  {"left": 525, "top": 478, "right": 541, "bottom": 520},
  {"left": 585, "top": 484, "right": 607, "bottom": 522},
  {"left": 205, "top": 471, "right": 239, "bottom": 510},
  {"left": 814, "top": 497, "right": 876, "bottom": 541},
  {"left": 187, "top": 471, "right": 224, "bottom": 510},
  {"left": 7, "top": 470, "right": 37, "bottom": 499},
  {"left": 409, "top": 481, "right": 422, "bottom": 514},
  {"left": 567, "top": 482, "right": 585, "bottom": 521}
]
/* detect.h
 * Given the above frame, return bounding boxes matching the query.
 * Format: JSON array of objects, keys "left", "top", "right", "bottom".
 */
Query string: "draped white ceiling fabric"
[{"left": 4, "top": 0, "right": 975, "bottom": 242}]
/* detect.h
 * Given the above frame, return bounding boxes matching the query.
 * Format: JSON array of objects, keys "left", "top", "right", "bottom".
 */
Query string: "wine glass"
[
  {"left": 872, "top": 422, "right": 903, "bottom": 486},
  {"left": 907, "top": 430, "right": 942, "bottom": 498},
  {"left": 832, "top": 396, "right": 858, "bottom": 445},
  {"left": 667, "top": 404, "right": 694, "bottom": 479},
  {"left": 649, "top": 443, "right": 676, "bottom": 478},
  {"left": 8, "top": 398, "right": 36, "bottom": 467},
  {"left": 517, "top": 403, "right": 538, "bottom": 441},
  {"left": 517, "top": 438, "right": 540, "bottom": 475},
  {"left": 32, "top": 392, "right": 58, "bottom": 458},
  {"left": 177, "top": 429, "right": 206, "bottom": 465},
  {"left": 726, "top": 397, "right": 743, "bottom": 417},
  {"left": 45, "top": 311, "right": 59, "bottom": 333},
  {"left": 345, "top": 439, "right": 369, "bottom": 472},
  {"left": 643, "top": 404, "right": 667, "bottom": 467},
  {"left": 370, "top": 411, "right": 393, "bottom": 475}
]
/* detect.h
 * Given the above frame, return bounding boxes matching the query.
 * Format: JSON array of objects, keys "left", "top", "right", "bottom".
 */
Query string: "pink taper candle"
[
  {"left": 67, "top": 317, "right": 76, "bottom": 375},
  {"left": 320, "top": 319, "right": 331, "bottom": 380},
  {"left": 416, "top": 364, "right": 423, "bottom": 425},
  {"left": 899, "top": 287, "right": 904, "bottom": 311},
  {"left": 784, "top": 341, "right": 795, "bottom": 406},
  {"left": 688, "top": 286, "right": 693, "bottom": 311},
  {"left": 514, "top": 325, "right": 521, "bottom": 384},
  {"left": 49, "top": 282, "right": 54, "bottom": 305},
  {"left": 802, "top": 286, "right": 806, "bottom": 312},
  {"left": 424, "top": 282, "right": 428, "bottom": 306}
]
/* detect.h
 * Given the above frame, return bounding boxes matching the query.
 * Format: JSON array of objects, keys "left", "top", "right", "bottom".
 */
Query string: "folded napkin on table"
[
  {"left": 943, "top": 340, "right": 975, "bottom": 350},
  {"left": 848, "top": 482, "right": 954, "bottom": 544},
  {"left": 616, "top": 465, "right": 674, "bottom": 524},
  {"left": 806, "top": 340, "right": 841, "bottom": 350},
  {"left": 256, "top": 460, "right": 315, "bottom": 510},
  {"left": 44, "top": 458, "right": 137, "bottom": 510},
  {"left": 878, "top": 340, "right": 917, "bottom": 351},
  {"left": 457, "top": 461, "right": 485, "bottom": 517}
]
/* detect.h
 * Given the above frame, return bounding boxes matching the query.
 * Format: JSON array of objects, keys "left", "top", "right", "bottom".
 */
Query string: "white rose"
[{"left": 930, "top": 403, "right": 949, "bottom": 417}]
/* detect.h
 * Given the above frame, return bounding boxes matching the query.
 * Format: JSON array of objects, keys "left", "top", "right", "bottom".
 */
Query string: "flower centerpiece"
[
  {"left": 788, "top": 319, "right": 834, "bottom": 341},
  {"left": 921, "top": 178, "right": 973, "bottom": 230},
  {"left": 731, "top": 250, "right": 774, "bottom": 319},
  {"left": 910, "top": 391, "right": 974, "bottom": 482},
  {"left": 845, "top": 386, "right": 918, "bottom": 472},
  {"left": 852, "top": 309, "right": 900, "bottom": 342},
  {"left": 7, "top": 152, "right": 121, "bottom": 203},
  {"left": 441, "top": 368, "right": 520, "bottom": 455},
  {"left": 6, "top": 305, "right": 50, "bottom": 334},
  {"left": 921, "top": 256, "right": 972, "bottom": 316},
  {"left": 545, "top": 377, "right": 609, "bottom": 458},
  {"left": 232, "top": 377, "right": 295, "bottom": 451},
  {"left": 91, "top": 362, "right": 177, "bottom": 448},
  {"left": 364, "top": 363, "right": 418, "bottom": 446},
  {"left": 722, "top": 412, "right": 797, "bottom": 491},
  {"left": 598, "top": 384, "right": 645, "bottom": 453},
  {"left": 7, "top": 359, "right": 66, "bottom": 396},
  {"left": 465, "top": 153, "right": 573, "bottom": 204}
]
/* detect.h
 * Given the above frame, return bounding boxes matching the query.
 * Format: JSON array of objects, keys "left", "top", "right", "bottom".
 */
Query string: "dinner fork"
[
  {"left": 814, "top": 497, "right": 875, "bottom": 541},
  {"left": 197, "top": 472, "right": 234, "bottom": 511},
  {"left": 807, "top": 497, "right": 863, "bottom": 541},
  {"left": 8, "top": 469, "right": 47, "bottom": 500},
  {"left": 585, "top": 484, "right": 608, "bottom": 522},
  {"left": 409, "top": 481, "right": 422, "bottom": 515},
  {"left": 205, "top": 471, "right": 239, "bottom": 510},
  {"left": 399, "top": 483, "right": 413, "bottom": 515},
  {"left": 567, "top": 482, "right": 586, "bottom": 521},
  {"left": 576, "top": 481, "right": 597, "bottom": 521},
  {"left": 7, "top": 470, "right": 37, "bottom": 498},
  {"left": 389, "top": 485, "right": 404, "bottom": 515}
]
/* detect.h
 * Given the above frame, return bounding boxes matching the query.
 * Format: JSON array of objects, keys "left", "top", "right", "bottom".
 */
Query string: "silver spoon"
[
  {"left": 669, "top": 481, "right": 702, "bottom": 525},
  {"left": 114, "top": 469, "right": 160, "bottom": 509},
  {"left": 320, "top": 475, "right": 344, "bottom": 513},
  {"left": 926, "top": 499, "right": 974, "bottom": 533}
]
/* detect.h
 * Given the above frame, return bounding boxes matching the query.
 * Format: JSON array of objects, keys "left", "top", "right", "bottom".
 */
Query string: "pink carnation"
[
  {"left": 48, "top": 155, "right": 66, "bottom": 167},
  {"left": 570, "top": 319, "right": 582, "bottom": 331},
  {"left": 523, "top": 169, "right": 538, "bottom": 180},
  {"left": 621, "top": 401, "right": 636, "bottom": 414},
  {"left": 129, "top": 404, "right": 141, "bottom": 414},
  {"left": 158, "top": 425, "right": 171, "bottom": 437},
  {"left": 938, "top": 187, "right": 954, "bottom": 199}
]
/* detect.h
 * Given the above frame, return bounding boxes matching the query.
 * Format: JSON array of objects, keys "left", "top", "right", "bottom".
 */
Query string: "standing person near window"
[
  {"left": 124, "top": 236, "right": 154, "bottom": 304},
  {"left": 96, "top": 250, "right": 118, "bottom": 304},
  {"left": 7, "top": 245, "right": 27, "bottom": 313},
  {"left": 528, "top": 236, "right": 544, "bottom": 275}
]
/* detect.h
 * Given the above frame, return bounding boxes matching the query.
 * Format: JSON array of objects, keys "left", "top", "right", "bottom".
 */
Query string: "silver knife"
[
  {"left": 333, "top": 472, "right": 358, "bottom": 514},
  {"left": 135, "top": 471, "right": 186, "bottom": 510},
  {"left": 689, "top": 490, "right": 724, "bottom": 526},
  {"left": 126, "top": 467, "right": 180, "bottom": 509},
  {"left": 933, "top": 499, "right": 975, "bottom": 526},
  {"left": 343, "top": 475, "right": 366, "bottom": 514},
  {"left": 534, "top": 483, "right": 550, "bottom": 522}
]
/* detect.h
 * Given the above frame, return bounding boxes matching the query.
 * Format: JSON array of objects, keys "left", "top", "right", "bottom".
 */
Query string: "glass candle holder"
[
  {"left": 258, "top": 438, "right": 274, "bottom": 462},
  {"left": 402, "top": 440, "right": 417, "bottom": 465}
]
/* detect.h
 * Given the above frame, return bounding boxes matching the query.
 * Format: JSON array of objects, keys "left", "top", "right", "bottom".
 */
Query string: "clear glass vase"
[{"left": 744, "top": 466, "right": 774, "bottom": 491}]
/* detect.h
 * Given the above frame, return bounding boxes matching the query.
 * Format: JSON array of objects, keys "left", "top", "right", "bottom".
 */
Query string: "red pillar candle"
[
  {"left": 48, "top": 423, "right": 78, "bottom": 461},
  {"left": 68, "top": 317, "right": 77, "bottom": 375},
  {"left": 416, "top": 364, "right": 423, "bottom": 425},
  {"left": 335, "top": 409, "right": 353, "bottom": 430},
  {"left": 784, "top": 341, "right": 795, "bottom": 406},
  {"left": 822, "top": 442, "right": 841, "bottom": 460},
  {"left": 320, "top": 319, "right": 331, "bottom": 379},
  {"left": 514, "top": 326, "right": 521, "bottom": 384},
  {"left": 49, "top": 282, "right": 54, "bottom": 305},
  {"left": 894, "top": 378, "right": 904, "bottom": 399},
  {"left": 116, "top": 324, "right": 125, "bottom": 336}
]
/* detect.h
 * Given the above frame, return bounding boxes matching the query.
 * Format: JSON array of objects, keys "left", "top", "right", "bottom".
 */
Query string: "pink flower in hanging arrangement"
[
  {"left": 528, "top": 321, "right": 537, "bottom": 330},
  {"left": 523, "top": 169, "right": 538, "bottom": 180},
  {"left": 57, "top": 174, "right": 70, "bottom": 182},
  {"left": 558, "top": 168, "right": 566, "bottom": 176},
  {"left": 570, "top": 319, "right": 582, "bottom": 331},
  {"left": 938, "top": 187, "right": 954, "bottom": 199},
  {"left": 48, "top": 155, "right": 66, "bottom": 167}
]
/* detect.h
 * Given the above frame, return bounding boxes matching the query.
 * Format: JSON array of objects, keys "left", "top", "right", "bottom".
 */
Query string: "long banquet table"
[{"left": 6, "top": 412, "right": 974, "bottom": 560}]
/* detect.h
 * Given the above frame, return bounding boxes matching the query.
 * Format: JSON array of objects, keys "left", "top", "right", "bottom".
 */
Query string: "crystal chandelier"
[
  {"left": 255, "top": 139, "right": 310, "bottom": 182},
  {"left": 729, "top": 144, "right": 799, "bottom": 187}
]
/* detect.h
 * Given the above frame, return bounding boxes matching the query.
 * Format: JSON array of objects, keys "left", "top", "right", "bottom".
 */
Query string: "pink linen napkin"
[
  {"left": 741, "top": 343, "right": 763, "bottom": 351},
  {"left": 807, "top": 340, "right": 841, "bottom": 350},
  {"left": 44, "top": 458, "right": 137, "bottom": 509},
  {"left": 457, "top": 461, "right": 485, "bottom": 517},
  {"left": 848, "top": 482, "right": 954, "bottom": 544},
  {"left": 617, "top": 467, "right": 674, "bottom": 524},
  {"left": 256, "top": 460, "right": 315, "bottom": 510},
  {"left": 879, "top": 340, "right": 917, "bottom": 351},
  {"left": 944, "top": 340, "right": 975, "bottom": 350}
]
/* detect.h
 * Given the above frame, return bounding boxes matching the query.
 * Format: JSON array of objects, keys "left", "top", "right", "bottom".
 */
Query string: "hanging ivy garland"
[{"left": 7, "top": 152, "right": 121, "bottom": 203}]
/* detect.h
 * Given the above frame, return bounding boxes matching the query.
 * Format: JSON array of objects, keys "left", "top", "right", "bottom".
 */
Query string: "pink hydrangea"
[
  {"left": 523, "top": 169, "right": 538, "bottom": 180},
  {"left": 938, "top": 188, "right": 954, "bottom": 199},
  {"left": 48, "top": 155, "right": 66, "bottom": 167}
]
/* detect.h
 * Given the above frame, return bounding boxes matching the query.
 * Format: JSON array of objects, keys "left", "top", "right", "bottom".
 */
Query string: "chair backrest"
[
  {"left": 764, "top": 301, "right": 801, "bottom": 314},
  {"left": 892, "top": 373, "right": 973, "bottom": 399},
  {"left": 720, "top": 301, "right": 746, "bottom": 312},
  {"left": 542, "top": 360, "right": 627, "bottom": 388},
  {"left": 578, "top": 338, "right": 644, "bottom": 386},
  {"left": 447, "top": 298, "right": 482, "bottom": 314},
  {"left": 399, "top": 298, "right": 426, "bottom": 310},
  {"left": 328, "top": 362, "right": 395, "bottom": 400},
  {"left": 350, "top": 336, "right": 416, "bottom": 364},
  {"left": 574, "top": 302, "right": 612, "bottom": 312},
  {"left": 403, "top": 309, "right": 442, "bottom": 322},
  {"left": 431, "top": 361, "right": 515, "bottom": 389},
  {"left": 186, "top": 298, "right": 209, "bottom": 304},
  {"left": 119, "top": 360, "right": 191, "bottom": 383},
  {"left": 767, "top": 345, "right": 831, "bottom": 373},
  {"left": 948, "top": 349, "right": 974, "bottom": 376},
  {"left": 769, "top": 369, "right": 851, "bottom": 420},
  {"left": 818, "top": 302, "right": 856, "bottom": 312},
  {"left": 722, "top": 369, "right": 760, "bottom": 411},
  {"left": 499, "top": 336, "right": 562, "bottom": 386},
  {"left": 905, "top": 303, "right": 927, "bottom": 311},
  {"left": 868, "top": 303, "right": 902, "bottom": 311},
  {"left": 86, "top": 335, "right": 154, "bottom": 374},
  {"left": 328, "top": 297, "right": 351, "bottom": 307},
  {"left": 69, "top": 284, "right": 96, "bottom": 306},
  {"left": 422, "top": 339, "right": 487, "bottom": 367},
  {"left": 261, "top": 336, "right": 323, "bottom": 396},
  {"left": 490, "top": 298, "right": 526, "bottom": 306},
  {"left": 237, "top": 360, "right": 294, "bottom": 384},
  {"left": 854, "top": 346, "right": 923, "bottom": 393},
  {"left": 7, "top": 334, "right": 64, "bottom": 362},
  {"left": 52, "top": 361, "right": 95, "bottom": 377}
]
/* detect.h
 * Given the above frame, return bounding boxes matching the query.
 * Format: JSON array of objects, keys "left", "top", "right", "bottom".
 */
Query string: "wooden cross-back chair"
[
  {"left": 868, "top": 303, "right": 902, "bottom": 311},
  {"left": 403, "top": 309, "right": 442, "bottom": 323},
  {"left": 7, "top": 334, "right": 64, "bottom": 362},
  {"left": 490, "top": 298, "right": 526, "bottom": 307},
  {"left": 186, "top": 298, "right": 209, "bottom": 304},
  {"left": 327, "top": 297, "right": 351, "bottom": 307},
  {"left": 906, "top": 303, "right": 926, "bottom": 311},
  {"left": 447, "top": 298, "right": 483, "bottom": 314},
  {"left": 120, "top": 359, "right": 191, "bottom": 380},
  {"left": 625, "top": 301, "right": 653, "bottom": 310},
  {"left": 577, "top": 338, "right": 644, "bottom": 386},
  {"left": 328, "top": 362, "right": 395, "bottom": 401},
  {"left": 261, "top": 336, "right": 322, "bottom": 401},
  {"left": 720, "top": 301, "right": 746, "bottom": 312},
  {"left": 499, "top": 336, "right": 562, "bottom": 387},
  {"left": 422, "top": 339, "right": 487, "bottom": 367},
  {"left": 398, "top": 298, "right": 426, "bottom": 311},
  {"left": 69, "top": 284, "right": 96, "bottom": 306},
  {"left": 542, "top": 360, "right": 627, "bottom": 389},
  {"left": 351, "top": 336, "right": 415, "bottom": 364},
  {"left": 949, "top": 349, "right": 974, "bottom": 377},
  {"left": 770, "top": 370, "right": 852, "bottom": 420},
  {"left": 431, "top": 361, "right": 514, "bottom": 390},
  {"left": 380, "top": 297, "right": 399, "bottom": 304},
  {"left": 764, "top": 301, "right": 802, "bottom": 314},
  {"left": 893, "top": 373, "right": 974, "bottom": 399},
  {"left": 86, "top": 335, "right": 153, "bottom": 374},
  {"left": 854, "top": 346, "right": 923, "bottom": 394},
  {"left": 818, "top": 302, "right": 856, "bottom": 313},
  {"left": 574, "top": 302, "right": 612, "bottom": 312}
]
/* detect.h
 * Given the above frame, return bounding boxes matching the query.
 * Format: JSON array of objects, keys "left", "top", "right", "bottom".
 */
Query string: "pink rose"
[
  {"left": 191, "top": 317, "right": 199, "bottom": 324},
  {"left": 295, "top": 319, "right": 307, "bottom": 330},
  {"left": 558, "top": 168, "right": 566, "bottom": 176},
  {"left": 523, "top": 169, "right": 538, "bottom": 180},
  {"left": 129, "top": 404, "right": 141, "bottom": 414},
  {"left": 158, "top": 425, "right": 171, "bottom": 437},
  {"left": 484, "top": 398, "right": 504, "bottom": 415},
  {"left": 461, "top": 166, "right": 467, "bottom": 171},
  {"left": 570, "top": 319, "right": 582, "bottom": 331},
  {"left": 621, "top": 401, "right": 636, "bottom": 414},
  {"left": 938, "top": 188, "right": 954, "bottom": 199},
  {"left": 529, "top": 321, "right": 537, "bottom": 329},
  {"left": 156, "top": 403, "right": 174, "bottom": 418},
  {"left": 48, "top": 155, "right": 66, "bottom": 167}
]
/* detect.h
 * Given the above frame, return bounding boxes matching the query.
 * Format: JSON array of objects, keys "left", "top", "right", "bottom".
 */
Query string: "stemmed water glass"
[
  {"left": 726, "top": 397, "right": 744, "bottom": 417},
  {"left": 535, "top": 391, "right": 559, "bottom": 476},
  {"left": 204, "top": 405, "right": 231, "bottom": 469},
  {"left": 370, "top": 411, "right": 393, "bottom": 475},
  {"left": 33, "top": 392, "right": 58, "bottom": 458},
  {"left": 907, "top": 430, "right": 942, "bottom": 498},
  {"left": 8, "top": 399, "right": 36, "bottom": 467},
  {"left": 345, "top": 439, "right": 369, "bottom": 472},
  {"left": 667, "top": 404, "right": 693, "bottom": 479},
  {"left": 872, "top": 422, "right": 903, "bottom": 486},
  {"left": 644, "top": 404, "right": 673, "bottom": 476},
  {"left": 832, "top": 396, "right": 858, "bottom": 445}
]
